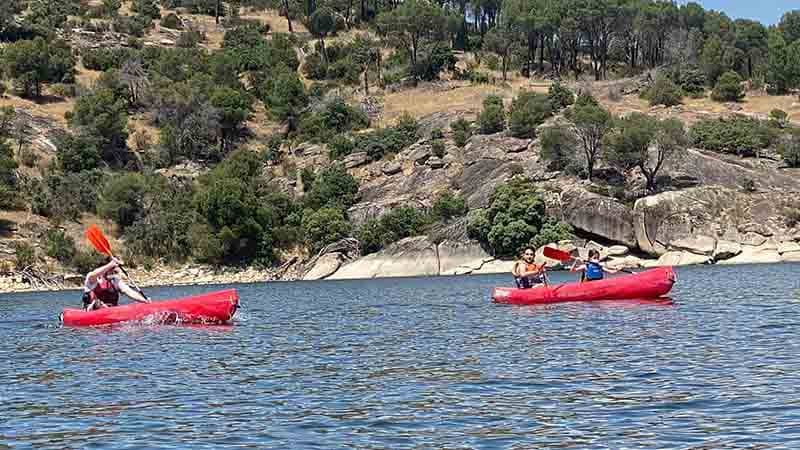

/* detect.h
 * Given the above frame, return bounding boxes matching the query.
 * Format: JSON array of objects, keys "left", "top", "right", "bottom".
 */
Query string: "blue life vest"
[{"left": 585, "top": 261, "right": 604, "bottom": 281}]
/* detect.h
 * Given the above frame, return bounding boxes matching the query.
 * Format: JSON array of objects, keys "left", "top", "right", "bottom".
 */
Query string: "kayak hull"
[
  {"left": 61, "top": 289, "right": 239, "bottom": 326},
  {"left": 492, "top": 267, "right": 676, "bottom": 305}
]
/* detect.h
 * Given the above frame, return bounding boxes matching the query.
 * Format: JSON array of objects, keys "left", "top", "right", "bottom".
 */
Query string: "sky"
[{"left": 681, "top": 0, "right": 797, "bottom": 25}]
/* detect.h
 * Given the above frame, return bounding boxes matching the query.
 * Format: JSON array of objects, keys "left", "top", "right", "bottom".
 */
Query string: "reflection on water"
[{"left": 1, "top": 264, "right": 800, "bottom": 448}]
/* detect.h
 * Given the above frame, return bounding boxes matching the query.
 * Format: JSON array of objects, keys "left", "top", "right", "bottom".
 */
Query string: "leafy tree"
[
  {"left": 779, "top": 10, "right": 800, "bottom": 43},
  {"left": 57, "top": 133, "right": 102, "bottom": 172},
  {"left": 210, "top": 87, "right": 254, "bottom": 151},
  {"left": 258, "top": 67, "right": 308, "bottom": 122},
  {"left": 376, "top": 0, "right": 446, "bottom": 84},
  {"left": 43, "top": 228, "right": 76, "bottom": 263},
  {"left": 564, "top": 102, "right": 613, "bottom": 182},
  {"left": 606, "top": 114, "right": 688, "bottom": 192},
  {"left": 734, "top": 19, "right": 768, "bottom": 78},
  {"left": 25, "top": 0, "right": 68, "bottom": 31},
  {"left": 509, "top": 91, "right": 552, "bottom": 138},
  {"left": 483, "top": 23, "right": 519, "bottom": 81},
  {"left": 97, "top": 173, "right": 150, "bottom": 229},
  {"left": 547, "top": 81, "right": 574, "bottom": 111},
  {"left": 643, "top": 75, "right": 683, "bottom": 107},
  {"left": 431, "top": 191, "right": 467, "bottom": 222},
  {"left": 540, "top": 125, "right": 578, "bottom": 171},
  {"left": 711, "top": 70, "right": 744, "bottom": 102},
  {"left": 467, "top": 178, "right": 569, "bottom": 257},
  {"left": 766, "top": 30, "right": 800, "bottom": 94},
  {"left": 132, "top": 0, "right": 161, "bottom": 19},
  {"left": 351, "top": 34, "right": 380, "bottom": 94},
  {"left": 302, "top": 207, "right": 351, "bottom": 252},
  {"left": 304, "top": 163, "right": 359, "bottom": 209},
  {"left": 67, "top": 87, "right": 129, "bottom": 162},
  {"left": 309, "top": 7, "right": 335, "bottom": 64},
  {"left": 2, "top": 38, "right": 75, "bottom": 99},
  {"left": 478, "top": 95, "right": 505, "bottom": 134},
  {"left": 689, "top": 115, "right": 772, "bottom": 156},
  {"left": 357, "top": 206, "right": 430, "bottom": 254},
  {"left": 451, "top": 118, "right": 471, "bottom": 148},
  {"left": 700, "top": 34, "right": 728, "bottom": 84}
]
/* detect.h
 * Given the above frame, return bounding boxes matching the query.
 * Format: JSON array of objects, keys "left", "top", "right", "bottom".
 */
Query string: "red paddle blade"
[
  {"left": 86, "top": 225, "right": 113, "bottom": 256},
  {"left": 542, "top": 246, "right": 572, "bottom": 262}
]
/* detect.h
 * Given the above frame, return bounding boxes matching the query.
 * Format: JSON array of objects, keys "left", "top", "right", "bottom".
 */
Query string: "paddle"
[
  {"left": 86, "top": 225, "right": 149, "bottom": 300},
  {"left": 542, "top": 246, "right": 635, "bottom": 274}
]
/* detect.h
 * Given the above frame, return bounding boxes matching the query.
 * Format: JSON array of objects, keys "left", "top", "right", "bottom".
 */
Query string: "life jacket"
[
  {"left": 90, "top": 277, "right": 120, "bottom": 306},
  {"left": 585, "top": 261, "right": 604, "bottom": 281}
]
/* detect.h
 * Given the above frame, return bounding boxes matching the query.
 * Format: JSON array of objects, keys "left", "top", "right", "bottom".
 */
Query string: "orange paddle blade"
[
  {"left": 86, "top": 225, "right": 113, "bottom": 256},
  {"left": 542, "top": 246, "right": 572, "bottom": 262}
]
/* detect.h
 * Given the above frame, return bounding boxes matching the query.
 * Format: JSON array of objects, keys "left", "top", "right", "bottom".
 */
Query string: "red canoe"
[
  {"left": 492, "top": 267, "right": 676, "bottom": 305},
  {"left": 61, "top": 289, "right": 240, "bottom": 326}
]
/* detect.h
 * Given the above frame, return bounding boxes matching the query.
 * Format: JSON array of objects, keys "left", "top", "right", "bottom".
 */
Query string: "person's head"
[
  {"left": 522, "top": 247, "right": 534, "bottom": 262},
  {"left": 588, "top": 249, "right": 600, "bottom": 260}
]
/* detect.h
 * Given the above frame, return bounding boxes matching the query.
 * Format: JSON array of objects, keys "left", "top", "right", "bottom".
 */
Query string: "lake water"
[{"left": 2, "top": 263, "right": 800, "bottom": 448}]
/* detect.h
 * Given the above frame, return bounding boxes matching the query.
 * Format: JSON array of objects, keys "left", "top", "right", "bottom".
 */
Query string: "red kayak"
[
  {"left": 492, "top": 267, "right": 676, "bottom": 305},
  {"left": 61, "top": 289, "right": 240, "bottom": 326}
]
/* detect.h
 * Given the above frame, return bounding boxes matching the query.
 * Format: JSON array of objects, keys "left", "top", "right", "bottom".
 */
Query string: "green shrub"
[
  {"left": 484, "top": 53, "right": 500, "bottom": 71},
  {"left": 431, "top": 191, "right": 467, "bottom": 222},
  {"left": 574, "top": 91, "right": 599, "bottom": 107},
  {"left": 711, "top": 71, "right": 744, "bottom": 102},
  {"left": 779, "top": 131, "right": 800, "bottom": 167},
  {"left": 71, "top": 249, "right": 104, "bottom": 274},
  {"left": 357, "top": 206, "right": 430, "bottom": 254},
  {"left": 466, "top": 178, "right": 571, "bottom": 257},
  {"left": 97, "top": 173, "right": 149, "bottom": 229},
  {"left": 13, "top": 241, "right": 36, "bottom": 270},
  {"left": 667, "top": 66, "right": 706, "bottom": 97},
  {"left": 451, "top": 118, "right": 471, "bottom": 148},
  {"left": 42, "top": 228, "right": 76, "bottom": 263},
  {"left": 784, "top": 201, "right": 800, "bottom": 227},
  {"left": 30, "top": 170, "right": 106, "bottom": 221},
  {"left": 177, "top": 30, "right": 203, "bottom": 48},
  {"left": 643, "top": 75, "right": 683, "bottom": 106},
  {"left": 304, "top": 164, "right": 360, "bottom": 209},
  {"left": 540, "top": 125, "right": 578, "bottom": 171},
  {"left": 690, "top": 115, "right": 773, "bottom": 156},
  {"left": 328, "top": 134, "right": 355, "bottom": 160},
  {"left": 508, "top": 91, "right": 552, "bottom": 138},
  {"left": 430, "top": 128, "right": 444, "bottom": 140},
  {"left": 478, "top": 95, "right": 505, "bottom": 134},
  {"left": 302, "top": 52, "right": 328, "bottom": 79},
  {"left": 770, "top": 109, "right": 789, "bottom": 128},
  {"left": 302, "top": 207, "right": 352, "bottom": 253},
  {"left": 547, "top": 81, "right": 574, "bottom": 111},
  {"left": 352, "top": 114, "right": 418, "bottom": 161},
  {"left": 161, "top": 13, "right": 183, "bottom": 29}
]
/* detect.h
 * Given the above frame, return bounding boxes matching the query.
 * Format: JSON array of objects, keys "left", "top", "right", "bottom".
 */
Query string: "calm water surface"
[{"left": 2, "top": 264, "right": 800, "bottom": 448}]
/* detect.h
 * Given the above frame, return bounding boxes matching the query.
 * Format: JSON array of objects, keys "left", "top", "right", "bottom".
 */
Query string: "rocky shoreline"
[{"left": 5, "top": 234, "right": 798, "bottom": 295}]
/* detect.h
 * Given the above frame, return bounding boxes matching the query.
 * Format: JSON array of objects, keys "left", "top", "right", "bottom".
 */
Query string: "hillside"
[{"left": 3, "top": 0, "right": 800, "bottom": 291}]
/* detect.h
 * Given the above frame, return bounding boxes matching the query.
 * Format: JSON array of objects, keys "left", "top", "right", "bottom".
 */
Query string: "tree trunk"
[
  {"left": 364, "top": 68, "right": 369, "bottom": 94},
  {"left": 215, "top": 0, "right": 221, "bottom": 24},
  {"left": 283, "top": 0, "right": 294, "bottom": 32}
]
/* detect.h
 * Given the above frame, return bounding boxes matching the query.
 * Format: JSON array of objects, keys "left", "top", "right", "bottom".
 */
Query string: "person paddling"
[
  {"left": 570, "top": 249, "right": 618, "bottom": 282},
  {"left": 82, "top": 257, "right": 150, "bottom": 311},
  {"left": 512, "top": 247, "right": 548, "bottom": 289}
]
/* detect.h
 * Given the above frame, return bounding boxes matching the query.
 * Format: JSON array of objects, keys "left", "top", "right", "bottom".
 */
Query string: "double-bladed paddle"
[
  {"left": 542, "top": 246, "right": 634, "bottom": 274},
  {"left": 86, "top": 225, "right": 149, "bottom": 299}
]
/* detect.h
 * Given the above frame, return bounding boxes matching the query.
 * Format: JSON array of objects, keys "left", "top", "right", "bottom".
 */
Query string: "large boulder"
[
  {"left": 656, "top": 251, "right": 712, "bottom": 266},
  {"left": 438, "top": 240, "right": 493, "bottom": 275},
  {"left": 328, "top": 236, "right": 439, "bottom": 279},
  {"left": 633, "top": 186, "right": 794, "bottom": 257},
  {"left": 670, "top": 235, "right": 716, "bottom": 256},
  {"left": 713, "top": 240, "right": 742, "bottom": 260},
  {"left": 558, "top": 187, "right": 637, "bottom": 248},
  {"left": 464, "top": 134, "right": 529, "bottom": 155},
  {"left": 343, "top": 151, "right": 369, "bottom": 168},
  {"left": 303, "top": 253, "right": 343, "bottom": 280},
  {"left": 778, "top": 241, "right": 800, "bottom": 254},
  {"left": 718, "top": 245, "right": 782, "bottom": 265}
]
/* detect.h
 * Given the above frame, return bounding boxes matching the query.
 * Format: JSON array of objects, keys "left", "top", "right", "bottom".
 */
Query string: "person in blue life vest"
[
  {"left": 570, "top": 249, "right": 619, "bottom": 282},
  {"left": 82, "top": 257, "right": 150, "bottom": 310},
  {"left": 512, "top": 247, "right": 548, "bottom": 289}
]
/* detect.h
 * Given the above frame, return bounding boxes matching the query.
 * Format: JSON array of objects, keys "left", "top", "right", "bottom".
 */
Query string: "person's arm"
[
  {"left": 86, "top": 258, "right": 121, "bottom": 284},
  {"left": 117, "top": 280, "right": 150, "bottom": 303},
  {"left": 570, "top": 259, "right": 585, "bottom": 272},
  {"left": 512, "top": 262, "right": 522, "bottom": 278}
]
